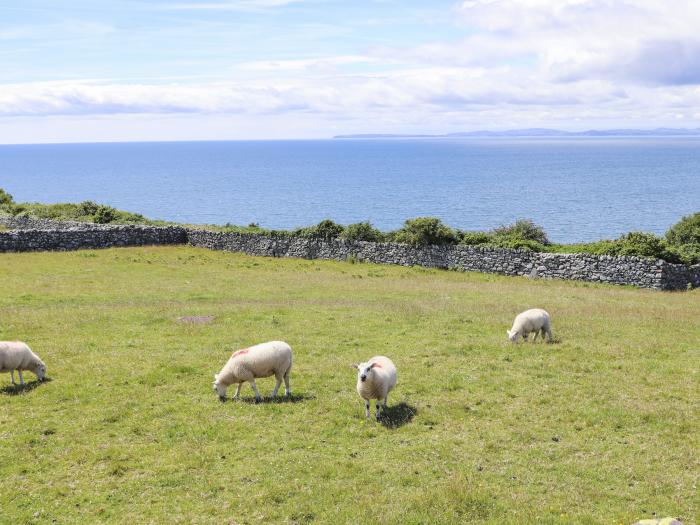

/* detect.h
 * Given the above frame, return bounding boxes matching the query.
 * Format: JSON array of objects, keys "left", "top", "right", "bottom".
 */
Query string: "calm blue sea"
[{"left": 1, "top": 138, "right": 699, "bottom": 243}]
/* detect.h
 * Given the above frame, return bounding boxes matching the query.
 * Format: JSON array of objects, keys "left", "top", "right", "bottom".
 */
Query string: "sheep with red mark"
[
  {"left": 0, "top": 341, "right": 47, "bottom": 385},
  {"left": 352, "top": 356, "right": 397, "bottom": 420},
  {"left": 507, "top": 308, "right": 553, "bottom": 343},
  {"left": 213, "top": 341, "right": 292, "bottom": 402}
]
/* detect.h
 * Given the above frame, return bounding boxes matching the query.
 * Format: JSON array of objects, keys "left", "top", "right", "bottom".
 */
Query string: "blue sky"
[{"left": 1, "top": 0, "right": 700, "bottom": 143}]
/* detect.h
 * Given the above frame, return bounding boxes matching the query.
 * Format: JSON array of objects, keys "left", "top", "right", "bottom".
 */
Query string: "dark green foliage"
[
  {"left": 390, "top": 217, "right": 458, "bottom": 246},
  {"left": 296, "top": 219, "right": 345, "bottom": 239},
  {"left": 666, "top": 212, "right": 700, "bottom": 246},
  {"left": 492, "top": 219, "right": 550, "bottom": 245},
  {"left": 458, "top": 231, "right": 493, "bottom": 246},
  {"left": 668, "top": 243, "right": 700, "bottom": 265},
  {"left": 0, "top": 188, "right": 14, "bottom": 206},
  {"left": 490, "top": 238, "right": 548, "bottom": 252},
  {"left": 93, "top": 205, "right": 117, "bottom": 224},
  {"left": 551, "top": 232, "right": 682, "bottom": 263},
  {"left": 611, "top": 232, "right": 676, "bottom": 260},
  {"left": 77, "top": 200, "right": 99, "bottom": 216},
  {"left": 340, "top": 221, "right": 384, "bottom": 242}
]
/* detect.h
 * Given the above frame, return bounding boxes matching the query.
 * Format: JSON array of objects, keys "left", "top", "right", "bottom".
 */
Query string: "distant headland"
[{"left": 333, "top": 127, "right": 700, "bottom": 139}]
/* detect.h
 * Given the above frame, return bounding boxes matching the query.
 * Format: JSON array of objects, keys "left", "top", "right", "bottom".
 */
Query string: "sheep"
[
  {"left": 352, "top": 356, "right": 397, "bottom": 421},
  {"left": 0, "top": 341, "right": 47, "bottom": 385},
  {"left": 213, "top": 341, "right": 292, "bottom": 402},
  {"left": 507, "top": 308, "right": 553, "bottom": 343}
]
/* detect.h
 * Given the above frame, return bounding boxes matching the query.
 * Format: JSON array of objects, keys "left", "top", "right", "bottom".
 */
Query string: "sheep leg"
[
  {"left": 10, "top": 370, "right": 15, "bottom": 385},
  {"left": 283, "top": 370, "right": 291, "bottom": 396},
  {"left": 376, "top": 401, "right": 381, "bottom": 421},
  {"left": 532, "top": 330, "right": 539, "bottom": 342},
  {"left": 18, "top": 370, "right": 25, "bottom": 386},
  {"left": 232, "top": 383, "right": 242, "bottom": 400},
  {"left": 365, "top": 400, "right": 370, "bottom": 419},
  {"left": 383, "top": 395, "right": 388, "bottom": 408},
  {"left": 271, "top": 375, "right": 282, "bottom": 398},
  {"left": 250, "top": 380, "right": 262, "bottom": 402}
]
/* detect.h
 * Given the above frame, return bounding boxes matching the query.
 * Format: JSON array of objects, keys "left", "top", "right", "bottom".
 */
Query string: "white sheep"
[
  {"left": 213, "top": 341, "right": 292, "bottom": 402},
  {"left": 352, "top": 356, "right": 397, "bottom": 420},
  {"left": 0, "top": 341, "right": 47, "bottom": 385},
  {"left": 507, "top": 308, "right": 553, "bottom": 343}
]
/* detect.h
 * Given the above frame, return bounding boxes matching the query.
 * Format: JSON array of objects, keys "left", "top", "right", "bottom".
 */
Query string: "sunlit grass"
[{"left": 1, "top": 246, "right": 698, "bottom": 524}]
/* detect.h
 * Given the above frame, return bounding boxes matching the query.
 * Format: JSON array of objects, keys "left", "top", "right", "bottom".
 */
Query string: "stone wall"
[
  {"left": 2, "top": 215, "right": 699, "bottom": 290},
  {"left": 187, "top": 230, "right": 700, "bottom": 291},
  {"left": 0, "top": 224, "right": 187, "bottom": 252},
  {"left": 0, "top": 215, "right": 108, "bottom": 230}
]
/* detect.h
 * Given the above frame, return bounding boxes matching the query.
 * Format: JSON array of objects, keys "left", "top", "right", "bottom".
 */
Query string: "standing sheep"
[
  {"left": 352, "top": 356, "right": 397, "bottom": 421},
  {"left": 213, "top": 341, "right": 292, "bottom": 402},
  {"left": 0, "top": 341, "right": 47, "bottom": 385},
  {"left": 507, "top": 308, "right": 553, "bottom": 343}
]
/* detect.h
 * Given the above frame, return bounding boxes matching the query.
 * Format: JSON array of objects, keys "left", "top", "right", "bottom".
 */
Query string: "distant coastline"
[{"left": 333, "top": 127, "right": 700, "bottom": 139}]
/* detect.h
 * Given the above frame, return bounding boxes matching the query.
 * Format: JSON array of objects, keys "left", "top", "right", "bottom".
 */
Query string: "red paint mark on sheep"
[{"left": 232, "top": 349, "right": 249, "bottom": 358}]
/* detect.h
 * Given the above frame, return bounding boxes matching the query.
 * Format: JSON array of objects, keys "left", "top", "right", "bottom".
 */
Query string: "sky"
[{"left": 1, "top": 0, "right": 700, "bottom": 143}]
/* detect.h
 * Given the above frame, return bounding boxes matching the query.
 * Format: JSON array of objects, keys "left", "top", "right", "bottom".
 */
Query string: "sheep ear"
[
  {"left": 369, "top": 362, "right": 379, "bottom": 369},
  {"left": 351, "top": 364, "right": 359, "bottom": 370}
]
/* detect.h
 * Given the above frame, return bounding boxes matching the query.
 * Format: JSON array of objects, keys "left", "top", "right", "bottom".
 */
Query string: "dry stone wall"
[
  {"left": 0, "top": 222, "right": 187, "bottom": 252},
  {"left": 187, "top": 230, "right": 700, "bottom": 291},
  {"left": 1, "top": 215, "right": 699, "bottom": 290}
]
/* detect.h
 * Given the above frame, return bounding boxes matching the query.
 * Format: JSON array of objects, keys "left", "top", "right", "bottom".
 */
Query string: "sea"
[{"left": 1, "top": 138, "right": 699, "bottom": 243}]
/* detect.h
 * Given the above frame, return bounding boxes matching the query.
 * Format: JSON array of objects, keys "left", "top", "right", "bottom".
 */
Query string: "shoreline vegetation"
[{"left": 2, "top": 187, "right": 699, "bottom": 265}]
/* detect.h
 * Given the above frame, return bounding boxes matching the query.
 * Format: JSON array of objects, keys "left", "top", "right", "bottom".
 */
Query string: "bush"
[
  {"left": 390, "top": 217, "right": 458, "bottom": 246},
  {"left": 340, "top": 221, "right": 384, "bottom": 242},
  {"left": 489, "top": 238, "right": 548, "bottom": 252},
  {"left": 666, "top": 212, "right": 700, "bottom": 247},
  {"left": 0, "top": 188, "right": 14, "bottom": 206},
  {"left": 77, "top": 200, "right": 99, "bottom": 217},
  {"left": 611, "top": 232, "right": 674, "bottom": 260},
  {"left": 492, "top": 219, "right": 550, "bottom": 245},
  {"left": 297, "top": 219, "right": 345, "bottom": 239},
  {"left": 668, "top": 243, "right": 700, "bottom": 265},
  {"left": 458, "top": 231, "right": 493, "bottom": 246},
  {"left": 93, "top": 205, "right": 117, "bottom": 224}
]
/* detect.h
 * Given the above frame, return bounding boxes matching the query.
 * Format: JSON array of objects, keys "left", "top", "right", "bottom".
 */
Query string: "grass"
[{"left": 0, "top": 246, "right": 698, "bottom": 525}]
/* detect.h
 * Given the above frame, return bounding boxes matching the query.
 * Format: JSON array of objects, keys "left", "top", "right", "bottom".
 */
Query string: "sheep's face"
[
  {"left": 213, "top": 376, "right": 227, "bottom": 401},
  {"left": 36, "top": 363, "right": 47, "bottom": 381},
  {"left": 507, "top": 329, "right": 521, "bottom": 343},
  {"left": 353, "top": 362, "right": 378, "bottom": 383}
]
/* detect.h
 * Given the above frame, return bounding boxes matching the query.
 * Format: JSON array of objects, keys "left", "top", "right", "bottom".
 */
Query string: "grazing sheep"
[
  {"left": 213, "top": 341, "right": 292, "bottom": 402},
  {"left": 507, "top": 308, "right": 552, "bottom": 343},
  {"left": 352, "top": 356, "right": 397, "bottom": 420},
  {"left": 0, "top": 341, "right": 47, "bottom": 385}
]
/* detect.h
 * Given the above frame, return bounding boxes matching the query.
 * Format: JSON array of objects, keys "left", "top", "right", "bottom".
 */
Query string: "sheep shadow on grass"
[
  {"left": 0, "top": 377, "right": 51, "bottom": 396},
  {"left": 379, "top": 402, "right": 418, "bottom": 429},
  {"left": 232, "top": 392, "right": 315, "bottom": 405}
]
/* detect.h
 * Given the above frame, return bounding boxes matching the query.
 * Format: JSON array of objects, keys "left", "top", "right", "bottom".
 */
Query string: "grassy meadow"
[{"left": 0, "top": 246, "right": 698, "bottom": 524}]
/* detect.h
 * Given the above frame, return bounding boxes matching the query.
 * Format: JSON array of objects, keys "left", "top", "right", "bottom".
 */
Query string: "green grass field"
[{"left": 1, "top": 246, "right": 698, "bottom": 524}]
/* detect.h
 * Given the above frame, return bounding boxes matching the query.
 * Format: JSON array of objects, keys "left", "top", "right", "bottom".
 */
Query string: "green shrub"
[
  {"left": 93, "top": 205, "right": 117, "bottom": 224},
  {"left": 668, "top": 243, "right": 700, "bottom": 265},
  {"left": 340, "top": 221, "right": 384, "bottom": 242},
  {"left": 666, "top": 212, "right": 700, "bottom": 246},
  {"left": 0, "top": 188, "right": 14, "bottom": 206},
  {"left": 490, "top": 238, "right": 548, "bottom": 252},
  {"left": 492, "top": 219, "right": 550, "bottom": 245},
  {"left": 77, "top": 200, "right": 99, "bottom": 217},
  {"left": 458, "top": 231, "right": 493, "bottom": 246},
  {"left": 297, "top": 219, "right": 345, "bottom": 239},
  {"left": 390, "top": 217, "right": 458, "bottom": 246},
  {"left": 611, "top": 232, "right": 675, "bottom": 260}
]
